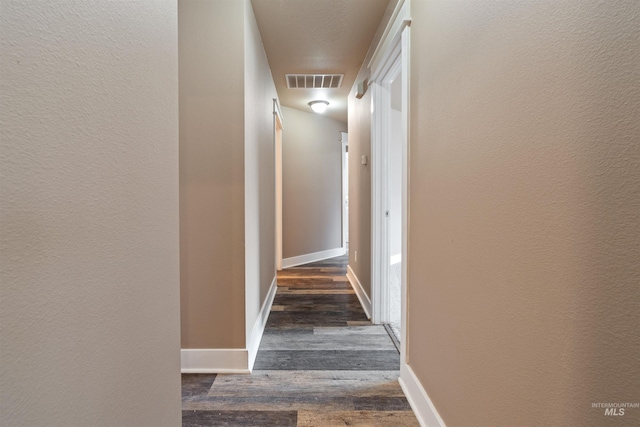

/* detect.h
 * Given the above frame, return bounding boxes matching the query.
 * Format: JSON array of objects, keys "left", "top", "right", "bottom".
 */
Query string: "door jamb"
[
  {"left": 273, "top": 99, "right": 284, "bottom": 270},
  {"left": 341, "top": 132, "right": 349, "bottom": 250},
  {"left": 370, "top": 0, "right": 411, "bottom": 358}
]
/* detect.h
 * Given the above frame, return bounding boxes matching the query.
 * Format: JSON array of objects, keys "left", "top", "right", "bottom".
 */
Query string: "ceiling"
[{"left": 252, "top": 0, "right": 392, "bottom": 123}]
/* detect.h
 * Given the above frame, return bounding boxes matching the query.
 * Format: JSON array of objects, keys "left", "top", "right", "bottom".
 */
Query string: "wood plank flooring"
[{"left": 182, "top": 255, "right": 419, "bottom": 426}]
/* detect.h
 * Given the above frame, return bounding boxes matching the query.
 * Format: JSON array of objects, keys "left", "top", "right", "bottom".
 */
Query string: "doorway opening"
[
  {"left": 372, "top": 58, "right": 404, "bottom": 345},
  {"left": 387, "top": 73, "right": 402, "bottom": 343},
  {"left": 341, "top": 132, "right": 349, "bottom": 251},
  {"left": 370, "top": 3, "right": 410, "bottom": 359}
]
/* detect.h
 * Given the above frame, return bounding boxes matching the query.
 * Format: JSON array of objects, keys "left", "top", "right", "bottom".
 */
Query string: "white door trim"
[
  {"left": 371, "top": 57, "right": 402, "bottom": 326},
  {"left": 370, "top": 0, "right": 411, "bottom": 362},
  {"left": 273, "top": 99, "right": 284, "bottom": 270},
  {"left": 399, "top": 13, "right": 411, "bottom": 370},
  {"left": 341, "top": 132, "right": 349, "bottom": 250}
]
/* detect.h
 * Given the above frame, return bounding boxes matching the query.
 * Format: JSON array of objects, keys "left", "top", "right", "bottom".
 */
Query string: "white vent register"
[{"left": 286, "top": 74, "right": 343, "bottom": 89}]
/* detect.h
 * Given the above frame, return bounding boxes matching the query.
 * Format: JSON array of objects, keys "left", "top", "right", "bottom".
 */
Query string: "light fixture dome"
[{"left": 308, "top": 100, "right": 329, "bottom": 114}]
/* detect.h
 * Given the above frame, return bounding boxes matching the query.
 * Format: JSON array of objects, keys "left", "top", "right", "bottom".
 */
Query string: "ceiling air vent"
[{"left": 286, "top": 74, "right": 344, "bottom": 89}]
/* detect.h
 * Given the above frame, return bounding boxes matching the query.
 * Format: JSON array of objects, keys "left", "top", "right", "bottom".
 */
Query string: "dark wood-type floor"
[{"left": 182, "top": 255, "right": 419, "bottom": 426}]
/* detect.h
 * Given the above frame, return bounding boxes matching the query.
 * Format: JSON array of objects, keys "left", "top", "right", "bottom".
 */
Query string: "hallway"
[{"left": 181, "top": 255, "right": 419, "bottom": 426}]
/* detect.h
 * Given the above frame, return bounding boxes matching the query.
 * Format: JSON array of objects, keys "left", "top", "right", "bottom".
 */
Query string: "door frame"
[
  {"left": 370, "top": 0, "right": 411, "bottom": 355},
  {"left": 273, "top": 99, "right": 284, "bottom": 270},
  {"left": 341, "top": 132, "right": 349, "bottom": 250},
  {"left": 371, "top": 58, "right": 401, "bottom": 326}
]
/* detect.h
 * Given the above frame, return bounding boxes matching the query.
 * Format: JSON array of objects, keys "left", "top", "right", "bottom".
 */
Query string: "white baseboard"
[
  {"left": 247, "top": 276, "right": 277, "bottom": 371},
  {"left": 282, "top": 247, "right": 346, "bottom": 269},
  {"left": 346, "top": 265, "right": 372, "bottom": 319},
  {"left": 399, "top": 363, "right": 447, "bottom": 427},
  {"left": 181, "top": 348, "right": 249, "bottom": 374}
]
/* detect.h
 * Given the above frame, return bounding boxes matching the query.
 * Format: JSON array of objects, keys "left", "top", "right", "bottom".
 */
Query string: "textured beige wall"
[
  {"left": 179, "top": 0, "right": 246, "bottom": 349},
  {"left": 0, "top": 1, "right": 181, "bottom": 425},
  {"left": 407, "top": 1, "right": 640, "bottom": 426},
  {"left": 244, "top": 0, "right": 279, "bottom": 335},
  {"left": 281, "top": 106, "right": 346, "bottom": 259},
  {"left": 347, "top": 82, "right": 372, "bottom": 294}
]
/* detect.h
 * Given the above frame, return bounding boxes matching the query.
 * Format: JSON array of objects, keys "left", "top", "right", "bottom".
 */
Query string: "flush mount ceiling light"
[{"left": 309, "top": 100, "right": 329, "bottom": 114}]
